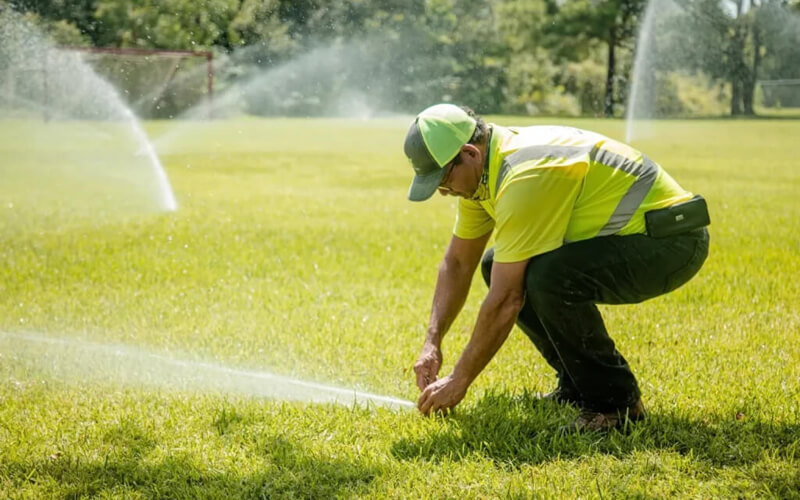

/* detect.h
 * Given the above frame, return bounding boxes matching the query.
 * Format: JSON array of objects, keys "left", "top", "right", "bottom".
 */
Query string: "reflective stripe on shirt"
[{"left": 495, "top": 143, "right": 658, "bottom": 237}]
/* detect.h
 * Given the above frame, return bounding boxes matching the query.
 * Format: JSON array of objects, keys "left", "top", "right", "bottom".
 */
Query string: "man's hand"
[
  {"left": 418, "top": 259, "right": 528, "bottom": 417},
  {"left": 413, "top": 343, "right": 442, "bottom": 391},
  {"left": 417, "top": 373, "right": 468, "bottom": 416}
]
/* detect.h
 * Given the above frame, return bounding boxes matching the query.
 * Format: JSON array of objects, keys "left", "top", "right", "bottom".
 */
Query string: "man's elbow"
[
  {"left": 487, "top": 288, "right": 525, "bottom": 317},
  {"left": 441, "top": 254, "right": 471, "bottom": 276},
  {"left": 504, "top": 290, "right": 525, "bottom": 315}
]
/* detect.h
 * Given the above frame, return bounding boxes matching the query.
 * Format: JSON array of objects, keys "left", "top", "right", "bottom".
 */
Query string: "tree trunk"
[
  {"left": 604, "top": 26, "right": 616, "bottom": 118},
  {"left": 729, "top": 0, "right": 745, "bottom": 116},
  {"left": 729, "top": 31, "right": 748, "bottom": 115},
  {"left": 731, "top": 77, "right": 743, "bottom": 115},
  {"left": 743, "top": 25, "right": 761, "bottom": 115}
]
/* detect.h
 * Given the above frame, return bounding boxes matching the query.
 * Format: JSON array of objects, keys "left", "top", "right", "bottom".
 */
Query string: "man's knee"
[{"left": 480, "top": 248, "right": 494, "bottom": 287}]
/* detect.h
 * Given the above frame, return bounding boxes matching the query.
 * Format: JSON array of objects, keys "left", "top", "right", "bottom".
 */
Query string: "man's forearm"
[
  {"left": 451, "top": 290, "right": 524, "bottom": 385},
  {"left": 416, "top": 258, "right": 527, "bottom": 415},
  {"left": 426, "top": 258, "right": 474, "bottom": 346}
]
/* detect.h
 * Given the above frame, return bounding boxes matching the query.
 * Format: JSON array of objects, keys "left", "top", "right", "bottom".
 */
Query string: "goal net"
[
  {"left": 65, "top": 47, "right": 214, "bottom": 119},
  {"left": 756, "top": 79, "right": 800, "bottom": 111}
]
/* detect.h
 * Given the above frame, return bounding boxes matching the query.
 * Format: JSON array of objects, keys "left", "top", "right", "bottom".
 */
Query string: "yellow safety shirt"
[{"left": 454, "top": 125, "right": 693, "bottom": 263}]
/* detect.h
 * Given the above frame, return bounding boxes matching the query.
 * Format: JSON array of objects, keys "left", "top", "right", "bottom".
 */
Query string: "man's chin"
[{"left": 449, "top": 190, "right": 477, "bottom": 199}]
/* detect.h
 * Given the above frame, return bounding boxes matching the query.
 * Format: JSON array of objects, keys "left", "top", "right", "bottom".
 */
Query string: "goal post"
[
  {"left": 56, "top": 46, "right": 215, "bottom": 119},
  {"left": 756, "top": 79, "right": 800, "bottom": 113}
]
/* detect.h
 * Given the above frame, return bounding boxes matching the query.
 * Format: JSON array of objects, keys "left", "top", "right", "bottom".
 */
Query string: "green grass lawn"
[{"left": 1, "top": 116, "right": 799, "bottom": 498}]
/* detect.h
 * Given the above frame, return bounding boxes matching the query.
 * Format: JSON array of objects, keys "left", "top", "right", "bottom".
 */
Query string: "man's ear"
[{"left": 461, "top": 143, "right": 481, "bottom": 160}]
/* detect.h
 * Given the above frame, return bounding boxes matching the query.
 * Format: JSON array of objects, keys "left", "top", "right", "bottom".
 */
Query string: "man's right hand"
[{"left": 413, "top": 342, "right": 443, "bottom": 391}]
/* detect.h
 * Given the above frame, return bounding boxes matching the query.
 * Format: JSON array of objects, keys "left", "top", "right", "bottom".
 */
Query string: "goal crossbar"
[{"left": 757, "top": 79, "right": 800, "bottom": 87}]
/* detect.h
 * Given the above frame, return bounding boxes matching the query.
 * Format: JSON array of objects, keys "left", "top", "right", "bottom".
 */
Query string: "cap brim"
[{"left": 408, "top": 168, "right": 447, "bottom": 202}]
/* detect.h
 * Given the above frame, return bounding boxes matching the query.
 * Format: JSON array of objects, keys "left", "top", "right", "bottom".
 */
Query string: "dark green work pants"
[{"left": 481, "top": 228, "right": 709, "bottom": 412}]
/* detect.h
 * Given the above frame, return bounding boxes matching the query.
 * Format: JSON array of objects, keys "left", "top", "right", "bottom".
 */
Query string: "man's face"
[{"left": 437, "top": 145, "right": 482, "bottom": 198}]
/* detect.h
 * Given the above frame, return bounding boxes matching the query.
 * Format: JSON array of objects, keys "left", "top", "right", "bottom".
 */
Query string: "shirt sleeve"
[
  {"left": 493, "top": 168, "right": 583, "bottom": 263},
  {"left": 453, "top": 198, "right": 495, "bottom": 240}
]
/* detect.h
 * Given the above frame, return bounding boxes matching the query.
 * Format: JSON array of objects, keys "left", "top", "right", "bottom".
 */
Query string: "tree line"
[{"left": 6, "top": 0, "right": 800, "bottom": 117}]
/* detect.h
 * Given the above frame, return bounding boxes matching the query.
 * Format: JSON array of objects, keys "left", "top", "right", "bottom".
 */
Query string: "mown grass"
[{"left": 1, "top": 116, "right": 799, "bottom": 498}]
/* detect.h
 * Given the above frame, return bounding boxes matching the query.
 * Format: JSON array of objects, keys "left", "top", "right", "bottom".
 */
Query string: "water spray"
[
  {"left": 0, "top": 8, "right": 178, "bottom": 217},
  {"left": 1, "top": 331, "right": 414, "bottom": 410}
]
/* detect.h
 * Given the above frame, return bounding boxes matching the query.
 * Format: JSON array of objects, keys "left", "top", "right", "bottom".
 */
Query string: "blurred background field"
[
  {"left": 3, "top": 1, "right": 800, "bottom": 122},
  {"left": 1, "top": 116, "right": 799, "bottom": 497}
]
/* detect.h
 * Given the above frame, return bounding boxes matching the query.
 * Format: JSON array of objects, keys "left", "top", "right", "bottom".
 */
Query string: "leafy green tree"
[
  {"left": 8, "top": 0, "right": 98, "bottom": 41},
  {"left": 548, "top": 0, "right": 646, "bottom": 116},
  {"left": 417, "top": 0, "right": 507, "bottom": 112},
  {"left": 226, "top": 0, "right": 295, "bottom": 65},
  {"left": 561, "top": 55, "right": 608, "bottom": 115},
  {"left": 495, "top": 0, "right": 554, "bottom": 113},
  {"left": 496, "top": 0, "right": 601, "bottom": 115},
  {"left": 30, "top": 14, "right": 90, "bottom": 45},
  {"left": 752, "top": 1, "right": 800, "bottom": 107},
  {"left": 93, "top": 0, "right": 238, "bottom": 50},
  {"left": 257, "top": 0, "right": 508, "bottom": 114},
  {"left": 665, "top": 0, "right": 798, "bottom": 115},
  {"left": 1, "top": 3, "right": 90, "bottom": 46},
  {"left": 6, "top": 0, "right": 684, "bottom": 117}
]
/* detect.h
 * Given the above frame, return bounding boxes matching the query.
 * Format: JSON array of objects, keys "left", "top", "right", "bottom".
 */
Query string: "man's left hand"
[{"left": 417, "top": 373, "right": 469, "bottom": 416}]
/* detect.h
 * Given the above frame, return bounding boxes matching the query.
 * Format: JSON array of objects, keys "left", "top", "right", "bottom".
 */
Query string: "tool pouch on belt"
[{"left": 645, "top": 195, "right": 710, "bottom": 238}]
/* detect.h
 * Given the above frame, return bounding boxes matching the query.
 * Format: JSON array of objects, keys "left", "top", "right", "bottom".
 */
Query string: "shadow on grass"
[
  {"left": 5, "top": 422, "right": 376, "bottom": 499},
  {"left": 391, "top": 390, "right": 800, "bottom": 473}
]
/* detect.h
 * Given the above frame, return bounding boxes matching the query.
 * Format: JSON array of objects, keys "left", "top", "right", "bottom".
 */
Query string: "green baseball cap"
[{"left": 403, "top": 104, "right": 477, "bottom": 202}]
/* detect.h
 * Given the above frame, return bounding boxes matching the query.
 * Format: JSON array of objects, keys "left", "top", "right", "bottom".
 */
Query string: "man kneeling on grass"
[{"left": 405, "top": 104, "right": 710, "bottom": 432}]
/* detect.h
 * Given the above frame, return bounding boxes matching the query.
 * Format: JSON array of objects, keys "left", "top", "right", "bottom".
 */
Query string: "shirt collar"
[{"left": 469, "top": 126, "right": 493, "bottom": 202}]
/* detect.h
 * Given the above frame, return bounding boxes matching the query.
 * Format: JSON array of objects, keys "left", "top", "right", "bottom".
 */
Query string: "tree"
[
  {"left": 751, "top": 1, "right": 800, "bottom": 107},
  {"left": 666, "top": 0, "right": 798, "bottom": 115},
  {"left": 8, "top": 0, "right": 99, "bottom": 41},
  {"left": 494, "top": 0, "right": 590, "bottom": 115},
  {"left": 418, "top": 0, "right": 507, "bottom": 112},
  {"left": 548, "top": 0, "right": 646, "bottom": 117},
  {"left": 226, "top": 0, "right": 294, "bottom": 64},
  {"left": 265, "top": 0, "right": 509, "bottom": 113},
  {"left": 93, "top": 0, "right": 239, "bottom": 50}
]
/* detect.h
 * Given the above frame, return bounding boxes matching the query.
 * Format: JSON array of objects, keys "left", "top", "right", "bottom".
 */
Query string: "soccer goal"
[
  {"left": 60, "top": 46, "right": 215, "bottom": 119},
  {"left": 756, "top": 79, "right": 800, "bottom": 115}
]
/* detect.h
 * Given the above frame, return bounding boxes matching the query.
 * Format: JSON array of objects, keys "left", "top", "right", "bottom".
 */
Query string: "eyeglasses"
[{"left": 438, "top": 154, "right": 460, "bottom": 191}]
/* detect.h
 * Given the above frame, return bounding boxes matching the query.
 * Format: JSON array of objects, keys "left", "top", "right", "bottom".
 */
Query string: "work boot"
[
  {"left": 563, "top": 399, "right": 646, "bottom": 433},
  {"left": 534, "top": 386, "right": 581, "bottom": 406}
]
